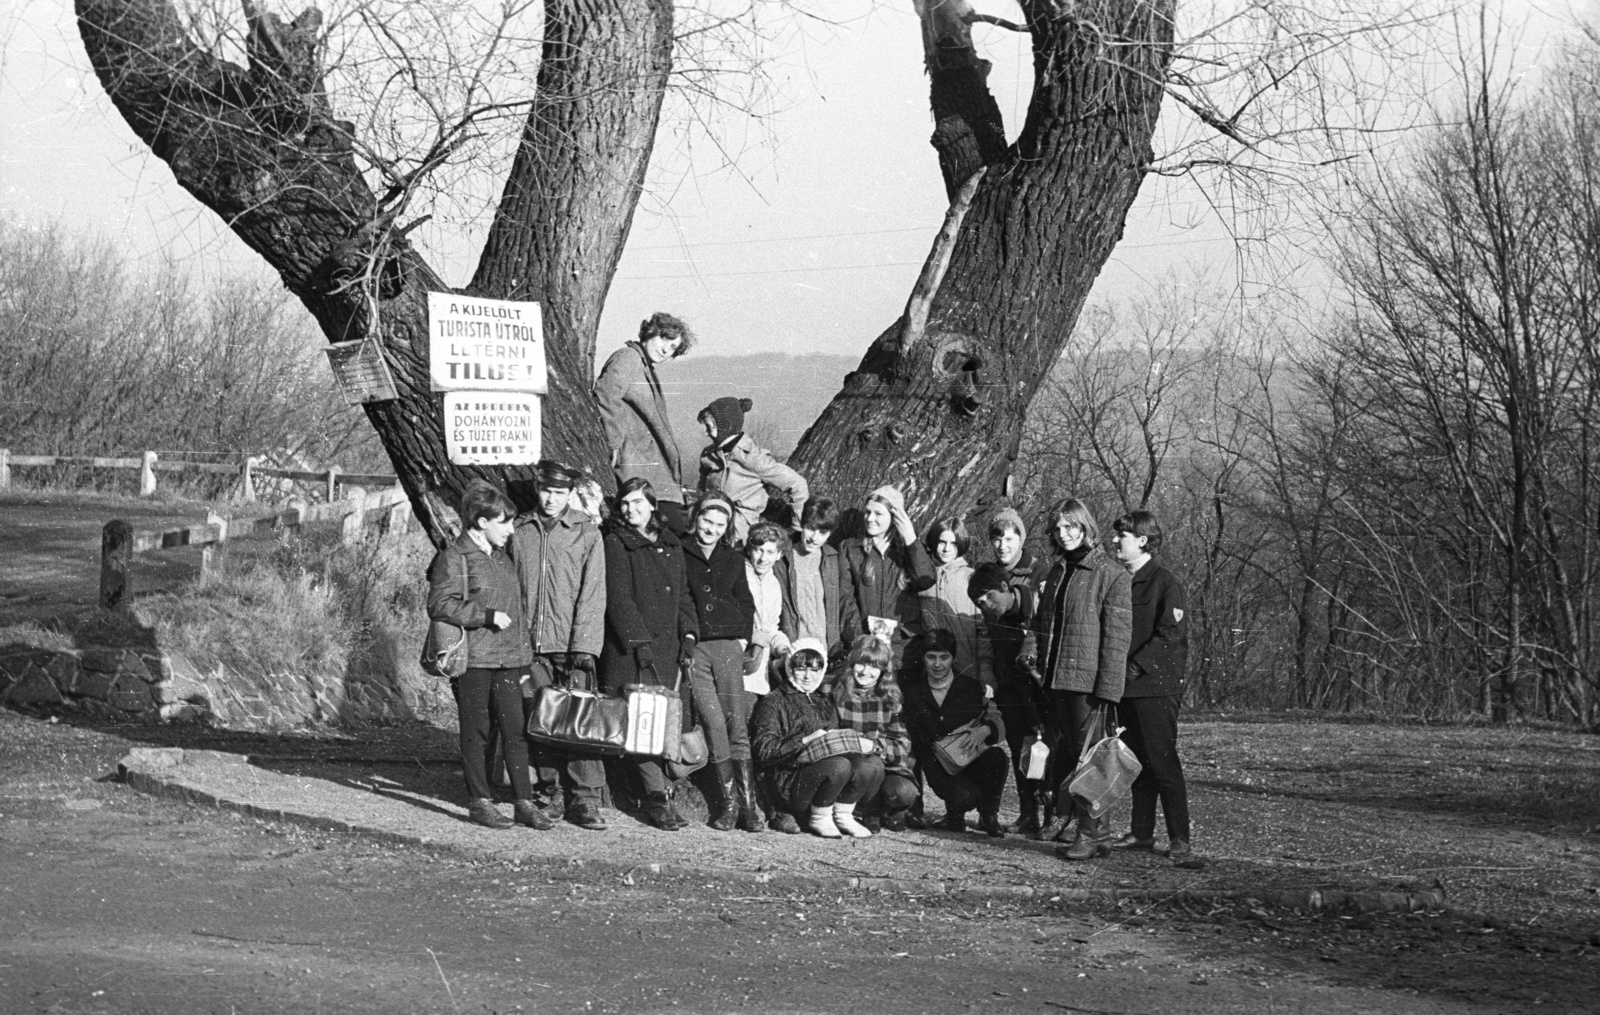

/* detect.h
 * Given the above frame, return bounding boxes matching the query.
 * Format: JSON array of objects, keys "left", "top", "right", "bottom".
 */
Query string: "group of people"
[{"left": 426, "top": 313, "right": 1194, "bottom": 861}]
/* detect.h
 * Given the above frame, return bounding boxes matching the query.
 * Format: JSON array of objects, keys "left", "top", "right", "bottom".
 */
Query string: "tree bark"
[
  {"left": 76, "top": 0, "right": 670, "bottom": 545},
  {"left": 789, "top": 1, "right": 1176, "bottom": 529}
]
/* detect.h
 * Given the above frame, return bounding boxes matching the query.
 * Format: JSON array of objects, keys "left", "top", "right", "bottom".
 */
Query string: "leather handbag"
[
  {"left": 668, "top": 726, "right": 710, "bottom": 779},
  {"left": 1065, "top": 706, "right": 1142, "bottom": 818},
  {"left": 526, "top": 684, "right": 629, "bottom": 756},
  {"left": 420, "top": 551, "right": 469, "bottom": 679},
  {"left": 932, "top": 720, "right": 989, "bottom": 775}
]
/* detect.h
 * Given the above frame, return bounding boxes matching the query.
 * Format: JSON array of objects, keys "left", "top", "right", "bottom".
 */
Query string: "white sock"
[
  {"left": 809, "top": 805, "right": 841, "bottom": 838},
  {"left": 833, "top": 802, "right": 872, "bottom": 838}
]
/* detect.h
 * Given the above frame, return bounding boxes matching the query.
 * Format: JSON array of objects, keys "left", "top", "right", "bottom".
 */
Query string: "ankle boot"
[
  {"left": 643, "top": 792, "right": 681, "bottom": 831},
  {"left": 832, "top": 802, "right": 872, "bottom": 838},
  {"left": 733, "top": 760, "right": 766, "bottom": 833},
  {"left": 1059, "top": 812, "right": 1111, "bottom": 860},
  {"left": 809, "top": 805, "right": 842, "bottom": 838},
  {"left": 1004, "top": 787, "right": 1041, "bottom": 836},
  {"left": 709, "top": 761, "right": 739, "bottom": 831}
]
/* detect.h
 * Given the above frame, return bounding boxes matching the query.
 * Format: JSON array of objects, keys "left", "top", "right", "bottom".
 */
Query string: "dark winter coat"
[
  {"left": 511, "top": 507, "right": 606, "bottom": 658},
  {"left": 426, "top": 535, "right": 533, "bottom": 670},
  {"left": 682, "top": 537, "right": 755, "bottom": 642},
  {"left": 901, "top": 674, "right": 1004, "bottom": 774},
  {"left": 1033, "top": 545, "right": 1132, "bottom": 701},
  {"left": 599, "top": 524, "right": 698, "bottom": 693},
  {"left": 1124, "top": 558, "right": 1189, "bottom": 698},
  {"left": 593, "top": 341, "right": 685, "bottom": 503},
  {"left": 777, "top": 541, "right": 854, "bottom": 660},
  {"left": 839, "top": 535, "right": 934, "bottom": 656},
  {"left": 749, "top": 683, "right": 842, "bottom": 803}
]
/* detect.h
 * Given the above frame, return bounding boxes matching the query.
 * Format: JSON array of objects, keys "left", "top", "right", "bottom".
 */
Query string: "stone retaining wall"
[{"left": 0, "top": 641, "right": 449, "bottom": 729}]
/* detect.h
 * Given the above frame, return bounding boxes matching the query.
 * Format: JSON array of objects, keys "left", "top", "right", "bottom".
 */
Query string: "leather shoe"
[
  {"left": 979, "top": 812, "right": 1005, "bottom": 839},
  {"left": 943, "top": 811, "right": 967, "bottom": 833},
  {"left": 643, "top": 793, "right": 681, "bottom": 831},
  {"left": 880, "top": 809, "right": 908, "bottom": 832},
  {"left": 513, "top": 799, "right": 554, "bottom": 830},
  {"left": 1110, "top": 833, "right": 1155, "bottom": 851},
  {"left": 1166, "top": 838, "right": 1193, "bottom": 859},
  {"left": 467, "top": 798, "right": 513, "bottom": 829},
  {"left": 566, "top": 800, "right": 607, "bottom": 831}
]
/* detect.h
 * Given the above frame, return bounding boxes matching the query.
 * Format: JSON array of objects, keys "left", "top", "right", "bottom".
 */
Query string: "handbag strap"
[{"left": 1077, "top": 704, "right": 1110, "bottom": 767}]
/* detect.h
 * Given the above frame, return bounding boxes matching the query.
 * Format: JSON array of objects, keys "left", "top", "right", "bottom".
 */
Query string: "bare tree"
[{"left": 74, "top": 0, "right": 1413, "bottom": 544}]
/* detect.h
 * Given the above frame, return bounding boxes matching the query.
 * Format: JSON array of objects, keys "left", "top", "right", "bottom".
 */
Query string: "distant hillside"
[{"left": 651, "top": 352, "right": 859, "bottom": 460}]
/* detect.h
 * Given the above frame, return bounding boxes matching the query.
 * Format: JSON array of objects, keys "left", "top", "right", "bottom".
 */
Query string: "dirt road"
[
  {"left": 3, "top": 711, "right": 1595, "bottom": 1014},
  {"left": 0, "top": 492, "right": 211, "bottom": 621}
]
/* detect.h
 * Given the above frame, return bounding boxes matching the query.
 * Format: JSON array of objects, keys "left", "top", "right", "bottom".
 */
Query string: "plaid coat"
[{"left": 828, "top": 677, "right": 914, "bottom": 778}]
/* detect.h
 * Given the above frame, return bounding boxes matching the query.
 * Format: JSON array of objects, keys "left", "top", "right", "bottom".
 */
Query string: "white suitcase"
[{"left": 624, "top": 685, "right": 670, "bottom": 756}]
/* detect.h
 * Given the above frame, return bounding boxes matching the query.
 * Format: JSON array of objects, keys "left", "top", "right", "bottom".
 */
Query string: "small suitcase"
[{"left": 623, "top": 684, "right": 671, "bottom": 756}]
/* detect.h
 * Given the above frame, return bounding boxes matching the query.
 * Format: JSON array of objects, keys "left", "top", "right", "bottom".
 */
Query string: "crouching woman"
[
  {"left": 750, "top": 637, "right": 884, "bottom": 838},
  {"left": 829, "top": 635, "right": 917, "bottom": 831},
  {"left": 902, "top": 628, "right": 1008, "bottom": 837}
]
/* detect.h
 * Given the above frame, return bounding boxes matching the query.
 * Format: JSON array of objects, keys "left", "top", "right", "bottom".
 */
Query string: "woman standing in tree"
[{"left": 593, "top": 313, "right": 694, "bottom": 534}]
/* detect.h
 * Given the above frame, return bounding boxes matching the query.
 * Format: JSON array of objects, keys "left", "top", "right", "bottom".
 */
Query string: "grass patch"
[
  {"left": 0, "top": 621, "right": 77, "bottom": 653},
  {"left": 133, "top": 523, "right": 447, "bottom": 728}
]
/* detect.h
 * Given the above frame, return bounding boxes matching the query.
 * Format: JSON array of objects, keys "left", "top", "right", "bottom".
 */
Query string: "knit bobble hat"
[
  {"left": 867, "top": 485, "right": 906, "bottom": 515},
  {"left": 701, "top": 396, "right": 753, "bottom": 437}
]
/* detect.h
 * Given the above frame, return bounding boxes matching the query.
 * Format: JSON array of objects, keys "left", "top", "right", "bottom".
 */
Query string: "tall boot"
[
  {"left": 1059, "top": 810, "right": 1111, "bottom": 860},
  {"left": 709, "top": 760, "right": 739, "bottom": 831},
  {"left": 732, "top": 759, "right": 766, "bottom": 833},
  {"left": 1004, "top": 785, "right": 1041, "bottom": 836}
]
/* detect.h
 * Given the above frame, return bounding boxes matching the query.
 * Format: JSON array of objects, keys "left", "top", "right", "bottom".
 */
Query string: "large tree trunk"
[
  {"left": 78, "top": 0, "right": 1173, "bottom": 542},
  {"left": 789, "top": 1, "right": 1174, "bottom": 528},
  {"left": 76, "top": 0, "right": 670, "bottom": 545}
]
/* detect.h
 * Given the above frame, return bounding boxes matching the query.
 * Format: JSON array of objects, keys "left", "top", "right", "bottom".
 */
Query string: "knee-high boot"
[
  {"left": 732, "top": 760, "right": 766, "bottom": 833},
  {"left": 709, "top": 760, "right": 739, "bottom": 831}
]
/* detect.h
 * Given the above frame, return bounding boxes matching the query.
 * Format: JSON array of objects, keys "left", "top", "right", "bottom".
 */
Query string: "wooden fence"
[
  {"left": 0, "top": 449, "right": 397, "bottom": 502},
  {"left": 99, "top": 486, "right": 413, "bottom": 611}
]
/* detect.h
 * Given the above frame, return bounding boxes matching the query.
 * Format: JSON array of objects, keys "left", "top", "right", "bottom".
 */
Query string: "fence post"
[
  {"left": 101, "top": 520, "right": 133, "bottom": 611},
  {"left": 0, "top": 448, "right": 9, "bottom": 490},
  {"left": 239, "top": 456, "right": 258, "bottom": 503},
  {"left": 341, "top": 487, "right": 366, "bottom": 544},
  {"left": 325, "top": 465, "right": 342, "bottom": 503},
  {"left": 140, "top": 451, "right": 158, "bottom": 497},
  {"left": 202, "top": 509, "right": 227, "bottom": 575}
]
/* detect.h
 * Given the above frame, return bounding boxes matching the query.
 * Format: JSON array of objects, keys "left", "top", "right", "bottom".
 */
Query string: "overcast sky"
[{"left": 3, "top": 0, "right": 1591, "bottom": 361}]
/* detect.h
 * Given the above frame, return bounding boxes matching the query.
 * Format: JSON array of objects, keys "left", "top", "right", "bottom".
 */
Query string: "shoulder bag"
[
  {"left": 420, "top": 551, "right": 470, "bottom": 679},
  {"left": 932, "top": 720, "right": 989, "bottom": 775}
]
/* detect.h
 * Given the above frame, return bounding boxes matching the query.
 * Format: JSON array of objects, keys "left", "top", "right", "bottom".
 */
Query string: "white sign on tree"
[
  {"left": 443, "top": 393, "right": 541, "bottom": 466},
  {"left": 427, "top": 293, "right": 547, "bottom": 393},
  {"left": 428, "top": 293, "right": 546, "bottom": 466}
]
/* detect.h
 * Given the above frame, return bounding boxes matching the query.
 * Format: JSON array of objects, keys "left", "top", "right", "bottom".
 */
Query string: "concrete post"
[{"left": 139, "top": 451, "right": 158, "bottom": 497}]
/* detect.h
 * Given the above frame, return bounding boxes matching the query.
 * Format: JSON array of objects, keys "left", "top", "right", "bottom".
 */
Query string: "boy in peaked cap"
[
  {"left": 697, "top": 396, "right": 809, "bottom": 546},
  {"left": 511, "top": 458, "right": 609, "bottom": 830}
]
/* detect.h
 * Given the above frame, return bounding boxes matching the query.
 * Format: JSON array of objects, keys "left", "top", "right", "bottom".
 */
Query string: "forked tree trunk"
[
  {"left": 789, "top": 1, "right": 1174, "bottom": 528},
  {"left": 77, "top": 0, "right": 1173, "bottom": 542}
]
